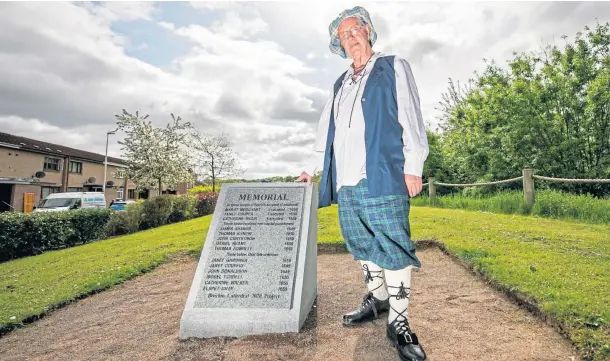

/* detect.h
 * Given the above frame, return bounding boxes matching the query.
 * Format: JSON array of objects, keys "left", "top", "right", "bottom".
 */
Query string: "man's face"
[{"left": 337, "top": 17, "right": 370, "bottom": 59}]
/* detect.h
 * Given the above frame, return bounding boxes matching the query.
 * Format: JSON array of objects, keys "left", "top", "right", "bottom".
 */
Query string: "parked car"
[
  {"left": 33, "top": 192, "right": 106, "bottom": 213},
  {"left": 109, "top": 199, "right": 135, "bottom": 212}
]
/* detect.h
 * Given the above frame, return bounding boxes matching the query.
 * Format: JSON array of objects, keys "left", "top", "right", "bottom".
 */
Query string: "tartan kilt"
[{"left": 337, "top": 178, "right": 421, "bottom": 270}]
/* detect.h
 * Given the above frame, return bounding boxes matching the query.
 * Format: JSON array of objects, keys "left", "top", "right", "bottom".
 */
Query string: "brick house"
[{"left": 0, "top": 132, "right": 192, "bottom": 213}]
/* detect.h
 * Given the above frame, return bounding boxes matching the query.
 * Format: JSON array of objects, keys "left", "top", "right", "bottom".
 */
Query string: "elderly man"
[{"left": 296, "top": 6, "right": 429, "bottom": 361}]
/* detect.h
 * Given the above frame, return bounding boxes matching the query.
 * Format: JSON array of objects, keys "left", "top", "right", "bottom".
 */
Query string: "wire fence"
[{"left": 423, "top": 169, "right": 610, "bottom": 206}]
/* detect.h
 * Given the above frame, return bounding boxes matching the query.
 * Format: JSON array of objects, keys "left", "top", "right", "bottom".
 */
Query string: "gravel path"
[{"left": 0, "top": 247, "right": 578, "bottom": 361}]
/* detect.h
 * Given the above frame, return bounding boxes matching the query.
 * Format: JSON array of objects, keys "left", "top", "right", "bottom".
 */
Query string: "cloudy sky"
[{"left": 0, "top": 1, "right": 607, "bottom": 179}]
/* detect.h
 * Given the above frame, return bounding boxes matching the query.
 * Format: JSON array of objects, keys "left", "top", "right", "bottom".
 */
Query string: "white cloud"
[
  {"left": 85, "top": 1, "right": 158, "bottom": 23},
  {"left": 211, "top": 11, "right": 269, "bottom": 39}
]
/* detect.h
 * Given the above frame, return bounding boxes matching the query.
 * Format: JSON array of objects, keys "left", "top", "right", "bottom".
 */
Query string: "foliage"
[
  {"left": 140, "top": 195, "right": 174, "bottom": 230},
  {"left": 411, "top": 189, "right": 610, "bottom": 225},
  {"left": 435, "top": 22, "right": 610, "bottom": 197},
  {"left": 188, "top": 184, "right": 219, "bottom": 194},
  {"left": 422, "top": 129, "right": 445, "bottom": 184},
  {"left": 105, "top": 202, "right": 144, "bottom": 236},
  {"left": 0, "top": 209, "right": 112, "bottom": 262},
  {"left": 168, "top": 194, "right": 199, "bottom": 223},
  {"left": 195, "top": 192, "right": 219, "bottom": 217},
  {"left": 191, "top": 130, "right": 243, "bottom": 192},
  {"left": 105, "top": 194, "right": 211, "bottom": 237},
  {"left": 115, "top": 110, "right": 196, "bottom": 194}
]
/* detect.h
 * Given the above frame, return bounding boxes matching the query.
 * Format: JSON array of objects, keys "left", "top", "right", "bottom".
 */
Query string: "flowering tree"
[
  {"left": 115, "top": 110, "right": 195, "bottom": 195},
  {"left": 191, "top": 130, "right": 243, "bottom": 192}
]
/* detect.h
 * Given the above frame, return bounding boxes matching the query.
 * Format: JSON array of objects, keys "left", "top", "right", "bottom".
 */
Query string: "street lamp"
[{"left": 103, "top": 127, "right": 119, "bottom": 195}]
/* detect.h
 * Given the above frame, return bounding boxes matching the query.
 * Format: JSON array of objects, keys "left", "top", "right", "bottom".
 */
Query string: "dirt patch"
[{"left": 0, "top": 249, "right": 578, "bottom": 361}]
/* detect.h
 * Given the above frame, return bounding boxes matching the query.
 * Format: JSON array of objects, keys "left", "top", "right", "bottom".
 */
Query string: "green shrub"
[
  {"left": 0, "top": 209, "right": 112, "bottom": 262},
  {"left": 188, "top": 184, "right": 222, "bottom": 194},
  {"left": 168, "top": 195, "right": 198, "bottom": 223},
  {"left": 140, "top": 196, "right": 173, "bottom": 230},
  {"left": 105, "top": 202, "right": 144, "bottom": 237},
  {"left": 105, "top": 195, "right": 201, "bottom": 238},
  {"left": 196, "top": 192, "right": 218, "bottom": 217}
]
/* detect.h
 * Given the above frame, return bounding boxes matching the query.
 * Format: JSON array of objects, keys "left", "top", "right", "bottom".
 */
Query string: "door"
[
  {"left": 0, "top": 184, "right": 13, "bottom": 212},
  {"left": 23, "top": 192, "right": 35, "bottom": 213}
]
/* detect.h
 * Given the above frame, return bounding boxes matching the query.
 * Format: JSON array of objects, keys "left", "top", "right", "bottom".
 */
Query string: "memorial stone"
[{"left": 180, "top": 182, "right": 318, "bottom": 339}]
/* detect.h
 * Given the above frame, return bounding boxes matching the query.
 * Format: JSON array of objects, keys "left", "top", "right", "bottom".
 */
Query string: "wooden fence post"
[
  {"left": 428, "top": 177, "right": 436, "bottom": 203},
  {"left": 523, "top": 169, "right": 534, "bottom": 207}
]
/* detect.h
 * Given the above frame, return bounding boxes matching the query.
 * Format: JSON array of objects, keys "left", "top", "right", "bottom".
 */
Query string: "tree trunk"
[
  {"left": 158, "top": 178, "right": 162, "bottom": 197},
  {"left": 211, "top": 155, "right": 216, "bottom": 192}
]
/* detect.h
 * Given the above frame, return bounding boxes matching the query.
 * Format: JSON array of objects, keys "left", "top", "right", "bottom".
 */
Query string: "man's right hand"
[{"left": 295, "top": 172, "right": 313, "bottom": 185}]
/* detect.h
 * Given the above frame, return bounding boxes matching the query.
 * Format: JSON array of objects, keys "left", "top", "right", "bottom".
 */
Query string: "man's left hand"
[{"left": 404, "top": 174, "right": 423, "bottom": 198}]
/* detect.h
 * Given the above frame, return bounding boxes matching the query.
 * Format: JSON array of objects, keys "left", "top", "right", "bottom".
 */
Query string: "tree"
[
  {"left": 115, "top": 110, "right": 195, "bottom": 195},
  {"left": 191, "top": 131, "right": 243, "bottom": 192},
  {"left": 436, "top": 21, "right": 610, "bottom": 197}
]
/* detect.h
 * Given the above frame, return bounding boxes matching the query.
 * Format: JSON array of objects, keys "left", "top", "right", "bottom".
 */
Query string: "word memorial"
[{"left": 180, "top": 182, "right": 318, "bottom": 339}]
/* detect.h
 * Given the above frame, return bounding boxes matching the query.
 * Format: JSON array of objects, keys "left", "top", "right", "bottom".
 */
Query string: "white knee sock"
[
  {"left": 360, "top": 260, "right": 389, "bottom": 301},
  {"left": 384, "top": 266, "right": 413, "bottom": 324}
]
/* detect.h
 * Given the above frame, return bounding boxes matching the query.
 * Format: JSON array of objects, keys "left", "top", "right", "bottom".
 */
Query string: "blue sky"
[{"left": 0, "top": 1, "right": 607, "bottom": 179}]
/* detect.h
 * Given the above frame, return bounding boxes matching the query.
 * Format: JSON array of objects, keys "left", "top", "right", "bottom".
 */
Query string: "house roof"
[{"left": 0, "top": 132, "right": 127, "bottom": 165}]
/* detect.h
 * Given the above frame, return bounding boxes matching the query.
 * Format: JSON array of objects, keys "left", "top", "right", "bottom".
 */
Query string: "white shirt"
[{"left": 303, "top": 52, "right": 429, "bottom": 192}]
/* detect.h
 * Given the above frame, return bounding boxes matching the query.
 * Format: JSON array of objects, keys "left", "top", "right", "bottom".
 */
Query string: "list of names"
[{"left": 194, "top": 187, "right": 305, "bottom": 309}]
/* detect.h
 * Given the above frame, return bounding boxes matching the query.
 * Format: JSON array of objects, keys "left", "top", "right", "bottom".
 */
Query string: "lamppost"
[{"left": 103, "top": 127, "right": 119, "bottom": 195}]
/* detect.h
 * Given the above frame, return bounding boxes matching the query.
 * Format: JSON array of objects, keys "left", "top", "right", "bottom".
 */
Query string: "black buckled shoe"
[
  {"left": 342, "top": 292, "right": 390, "bottom": 327},
  {"left": 386, "top": 318, "right": 427, "bottom": 361}
]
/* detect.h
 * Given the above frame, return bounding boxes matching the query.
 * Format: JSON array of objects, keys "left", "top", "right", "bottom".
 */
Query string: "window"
[
  {"left": 69, "top": 161, "right": 82, "bottom": 174},
  {"left": 43, "top": 157, "right": 61, "bottom": 171},
  {"left": 128, "top": 189, "right": 136, "bottom": 200},
  {"left": 68, "top": 187, "right": 83, "bottom": 192},
  {"left": 41, "top": 186, "right": 61, "bottom": 200},
  {"left": 115, "top": 168, "right": 125, "bottom": 179},
  {"left": 117, "top": 187, "right": 124, "bottom": 200}
]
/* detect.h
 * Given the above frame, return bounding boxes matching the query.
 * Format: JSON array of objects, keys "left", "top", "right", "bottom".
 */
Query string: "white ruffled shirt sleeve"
[{"left": 394, "top": 56, "right": 429, "bottom": 177}]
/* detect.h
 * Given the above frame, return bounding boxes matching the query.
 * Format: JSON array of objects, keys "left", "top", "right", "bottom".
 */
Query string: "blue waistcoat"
[{"left": 318, "top": 55, "right": 408, "bottom": 208}]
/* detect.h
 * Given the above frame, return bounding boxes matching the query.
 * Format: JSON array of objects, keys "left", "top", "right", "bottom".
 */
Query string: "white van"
[{"left": 33, "top": 192, "right": 107, "bottom": 212}]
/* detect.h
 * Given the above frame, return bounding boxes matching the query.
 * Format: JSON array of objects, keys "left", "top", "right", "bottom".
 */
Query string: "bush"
[
  {"left": 196, "top": 192, "right": 219, "bottom": 217},
  {"left": 140, "top": 196, "right": 173, "bottom": 230},
  {"left": 168, "top": 195, "right": 198, "bottom": 223},
  {"left": 189, "top": 184, "right": 222, "bottom": 194},
  {"left": 105, "top": 202, "right": 144, "bottom": 236},
  {"left": 1, "top": 193, "right": 212, "bottom": 262},
  {"left": 0, "top": 209, "right": 112, "bottom": 262},
  {"left": 105, "top": 194, "right": 201, "bottom": 237}
]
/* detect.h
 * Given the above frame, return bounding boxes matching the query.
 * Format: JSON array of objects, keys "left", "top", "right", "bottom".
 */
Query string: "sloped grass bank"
[{"left": 1, "top": 206, "right": 608, "bottom": 360}]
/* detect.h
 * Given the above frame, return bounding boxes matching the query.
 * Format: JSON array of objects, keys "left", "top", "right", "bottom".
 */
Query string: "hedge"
[
  {"left": 0, "top": 193, "right": 220, "bottom": 263},
  {"left": 0, "top": 209, "right": 112, "bottom": 262},
  {"left": 104, "top": 193, "right": 218, "bottom": 237}
]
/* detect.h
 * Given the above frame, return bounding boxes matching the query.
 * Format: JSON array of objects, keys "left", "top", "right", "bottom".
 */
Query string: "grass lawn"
[{"left": 0, "top": 206, "right": 608, "bottom": 360}]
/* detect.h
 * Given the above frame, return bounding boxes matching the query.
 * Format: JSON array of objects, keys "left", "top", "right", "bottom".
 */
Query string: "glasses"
[{"left": 338, "top": 24, "right": 365, "bottom": 42}]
